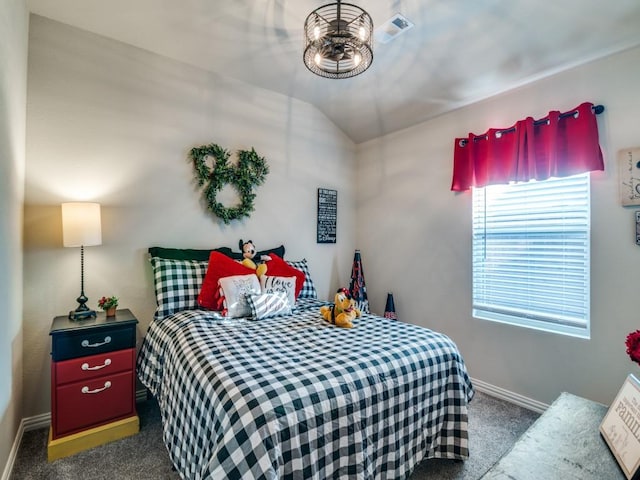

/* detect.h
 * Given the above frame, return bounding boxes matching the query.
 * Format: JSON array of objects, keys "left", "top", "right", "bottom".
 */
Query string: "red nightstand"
[{"left": 47, "top": 309, "right": 139, "bottom": 461}]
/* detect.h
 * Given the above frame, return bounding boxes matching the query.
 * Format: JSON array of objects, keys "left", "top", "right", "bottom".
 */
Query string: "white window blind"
[{"left": 472, "top": 173, "right": 590, "bottom": 338}]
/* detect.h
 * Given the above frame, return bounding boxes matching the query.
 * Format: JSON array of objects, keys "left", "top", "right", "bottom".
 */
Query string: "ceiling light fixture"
[{"left": 303, "top": 0, "right": 373, "bottom": 79}]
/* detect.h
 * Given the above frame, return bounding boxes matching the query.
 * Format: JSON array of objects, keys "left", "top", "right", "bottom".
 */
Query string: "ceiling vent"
[{"left": 375, "top": 13, "right": 414, "bottom": 44}]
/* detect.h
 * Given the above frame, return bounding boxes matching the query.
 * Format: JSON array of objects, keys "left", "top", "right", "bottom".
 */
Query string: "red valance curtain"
[{"left": 451, "top": 102, "right": 604, "bottom": 192}]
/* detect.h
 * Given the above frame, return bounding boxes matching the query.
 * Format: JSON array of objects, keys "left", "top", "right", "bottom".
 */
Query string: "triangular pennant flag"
[
  {"left": 348, "top": 250, "right": 369, "bottom": 313},
  {"left": 384, "top": 293, "right": 397, "bottom": 320}
]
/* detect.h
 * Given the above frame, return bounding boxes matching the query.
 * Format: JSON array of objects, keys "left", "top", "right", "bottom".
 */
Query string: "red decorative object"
[
  {"left": 451, "top": 102, "right": 604, "bottom": 192},
  {"left": 263, "top": 254, "right": 306, "bottom": 300},
  {"left": 626, "top": 330, "right": 640, "bottom": 365}
]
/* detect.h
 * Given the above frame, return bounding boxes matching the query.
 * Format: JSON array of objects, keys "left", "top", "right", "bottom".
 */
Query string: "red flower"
[
  {"left": 626, "top": 330, "right": 640, "bottom": 365},
  {"left": 97, "top": 295, "right": 118, "bottom": 310}
]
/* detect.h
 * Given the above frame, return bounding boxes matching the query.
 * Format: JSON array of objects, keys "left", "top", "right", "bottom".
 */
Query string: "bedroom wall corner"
[
  {"left": 355, "top": 45, "right": 640, "bottom": 407},
  {"left": 22, "top": 16, "right": 357, "bottom": 418},
  {"left": 0, "top": 0, "right": 28, "bottom": 476}
]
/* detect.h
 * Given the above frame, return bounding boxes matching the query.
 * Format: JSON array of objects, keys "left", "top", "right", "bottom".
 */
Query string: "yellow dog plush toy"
[{"left": 320, "top": 288, "right": 361, "bottom": 328}]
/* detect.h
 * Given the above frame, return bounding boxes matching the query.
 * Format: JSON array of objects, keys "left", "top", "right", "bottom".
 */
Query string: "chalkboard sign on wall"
[{"left": 317, "top": 188, "right": 337, "bottom": 243}]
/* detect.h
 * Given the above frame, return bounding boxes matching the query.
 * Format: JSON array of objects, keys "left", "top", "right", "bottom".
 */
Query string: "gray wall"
[
  {"left": 0, "top": 0, "right": 27, "bottom": 472},
  {"left": 22, "top": 15, "right": 357, "bottom": 418},
  {"left": 356, "top": 45, "right": 640, "bottom": 406}
]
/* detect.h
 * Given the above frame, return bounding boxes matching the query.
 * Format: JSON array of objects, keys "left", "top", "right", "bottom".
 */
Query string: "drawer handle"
[
  {"left": 81, "top": 381, "right": 112, "bottom": 394},
  {"left": 81, "top": 359, "right": 111, "bottom": 371},
  {"left": 81, "top": 336, "right": 111, "bottom": 348}
]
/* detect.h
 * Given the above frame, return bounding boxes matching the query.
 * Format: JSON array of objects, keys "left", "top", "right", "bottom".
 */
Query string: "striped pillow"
[{"left": 247, "top": 291, "right": 292, "bottom": 320}]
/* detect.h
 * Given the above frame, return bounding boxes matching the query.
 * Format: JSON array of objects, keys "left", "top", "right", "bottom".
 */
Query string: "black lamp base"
[
  {"left": 69, "top": 308, "right": 97, "bottom": 321},
  {"left": 68, "top": 292, "right": 97, "bottom": 321}
]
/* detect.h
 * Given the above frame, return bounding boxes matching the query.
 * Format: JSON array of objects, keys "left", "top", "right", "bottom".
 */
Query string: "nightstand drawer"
[
  {"left": 52, "top": 325, "right": 135, "bottom": 361},
  {"left": 54, "top": 348, "right": 135, "bottom": 385},
  {"left": 54, "top": 370, "right": 135, "bottom": 437}
]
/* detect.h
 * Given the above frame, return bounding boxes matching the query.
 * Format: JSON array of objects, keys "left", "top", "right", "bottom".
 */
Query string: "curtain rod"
[{"left": 460, "top": 104, "right": 605, "bottom": 146}]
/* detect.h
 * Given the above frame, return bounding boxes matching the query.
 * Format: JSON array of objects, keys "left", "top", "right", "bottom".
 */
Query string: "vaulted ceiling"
[{"left": 27, "top": 0, "right": 640, "bottom": 144}]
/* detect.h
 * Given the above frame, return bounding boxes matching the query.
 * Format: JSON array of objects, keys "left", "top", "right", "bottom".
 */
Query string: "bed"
[{"left": 136, "top": 248, "right": 474, "bottom": 479}]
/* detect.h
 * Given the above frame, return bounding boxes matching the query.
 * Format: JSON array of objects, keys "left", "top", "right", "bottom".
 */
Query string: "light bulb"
[
  {"left": 314, "top": 26, "right": 321, "bottom": 40},
  {"left": 314, "top": 52, "right": 322, "bottom": 65},
  {"left": 359, "top": 26, "right": 367, "bottom": 40},
  {"left": 354, "top": 52, "right": 362, "bottom": 66}
]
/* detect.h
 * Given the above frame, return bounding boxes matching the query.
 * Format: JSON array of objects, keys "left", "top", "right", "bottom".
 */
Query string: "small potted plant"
[{"left": 98, "top": 295, "right": 119, "bottom": 317}]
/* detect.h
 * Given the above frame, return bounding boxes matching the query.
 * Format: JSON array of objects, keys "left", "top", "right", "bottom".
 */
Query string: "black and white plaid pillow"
[
  {"left": 286, "top": 259, "right": 318, "bottom": 299},
  {"left": 150, "top": 257, "right": 208, "bottom": 320},
  {"left": 247, "top": 291, "right": 292, "bottom": 320}
]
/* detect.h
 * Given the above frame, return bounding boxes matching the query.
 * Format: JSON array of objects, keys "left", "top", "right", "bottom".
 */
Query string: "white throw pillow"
[
  {"left": 260, "top": 275, "right": 296, "bottom": 307},
  {"left": 218, "top": 274, "right": 261, "bottom": 318}
]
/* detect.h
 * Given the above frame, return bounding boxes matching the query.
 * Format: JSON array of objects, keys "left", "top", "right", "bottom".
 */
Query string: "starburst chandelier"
[{"left": 303, "top": 0, "right": 373, "bottom": 79}]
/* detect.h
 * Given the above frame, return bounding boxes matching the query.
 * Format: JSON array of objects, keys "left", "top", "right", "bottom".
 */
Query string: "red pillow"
[
  {"left": 198, "top": 252, "right": 255, "bottom": 310},
  {"left": 265, "top": 254, "right": 305, "bottom": 300}
]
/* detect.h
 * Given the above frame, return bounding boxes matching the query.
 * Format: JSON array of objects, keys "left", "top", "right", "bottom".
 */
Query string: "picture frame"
[{"left": 600, "top": 374, "right": 640, "bottom": 479}]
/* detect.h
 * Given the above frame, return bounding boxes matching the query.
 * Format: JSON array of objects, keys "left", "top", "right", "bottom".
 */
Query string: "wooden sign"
[
  {"left": 600, "top": 374, "right": 640, "bottom": 479},
  {"left": 317, "top": 188, "right": 337, "bottom": 244},
  {"left": 619, "top": 148, "right": 640, "bottom": 206}
]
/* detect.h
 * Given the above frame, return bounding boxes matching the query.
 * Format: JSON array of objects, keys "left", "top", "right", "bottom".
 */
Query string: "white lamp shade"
[{"left": 61, "top": 202, "right": 102, "bottom": 247}]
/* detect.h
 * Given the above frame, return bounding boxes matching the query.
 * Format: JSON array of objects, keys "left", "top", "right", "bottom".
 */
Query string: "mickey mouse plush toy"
[{"left": 239, "top": 239, "right": 271, "bottom": 277}]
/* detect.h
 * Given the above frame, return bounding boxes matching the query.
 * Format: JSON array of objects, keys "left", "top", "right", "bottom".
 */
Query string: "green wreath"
[{"left": 189, "top": 143, "right": 269, "bottom": 224}]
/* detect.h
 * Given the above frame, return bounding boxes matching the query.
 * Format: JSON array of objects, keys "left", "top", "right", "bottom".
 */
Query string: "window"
[{"left": 472, "top": 172, "right": 590, "bottom": 338}]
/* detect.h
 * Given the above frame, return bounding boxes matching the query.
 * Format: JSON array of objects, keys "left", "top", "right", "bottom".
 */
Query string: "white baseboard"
[
  {"left": 23, "top": 412, "right": 51, "bottom": 432},
  {"left": 1, "top": 412, "right": 50, "bottom": 480},
  {"left": 0, "top": 423, "right": 21, "bottom": 480},
  {"left": 136, "top": 387, "right": 148, "bottom": 403},
  {"left": 1, "top": 388, "right": 148, "bottom": 480},
  {"left": 471, "top": 377, "right": 549, "bottom": 413}
]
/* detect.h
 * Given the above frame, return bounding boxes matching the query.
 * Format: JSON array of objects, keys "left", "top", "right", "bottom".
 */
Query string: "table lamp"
[{"left": 61, "top": 202, "right": 102, "bottom": 320}]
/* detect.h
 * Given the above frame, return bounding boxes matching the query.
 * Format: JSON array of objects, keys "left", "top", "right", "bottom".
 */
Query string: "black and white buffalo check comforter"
[{"left": 137, "top": 300, "right": 474, "bottom": 480}]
